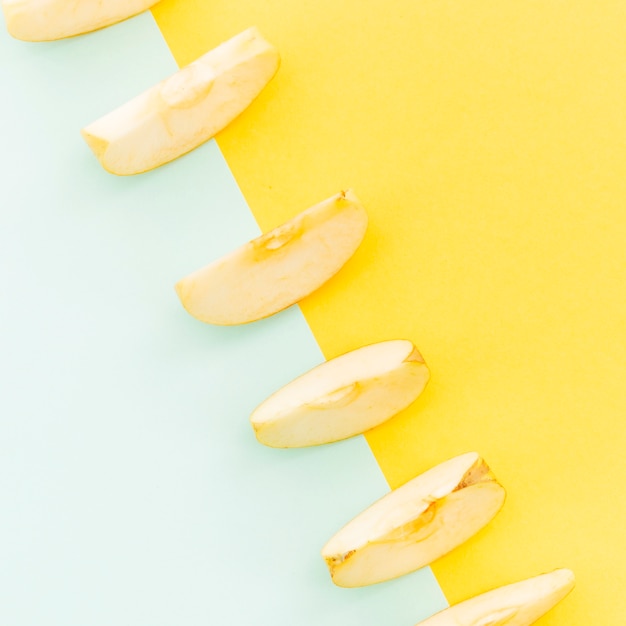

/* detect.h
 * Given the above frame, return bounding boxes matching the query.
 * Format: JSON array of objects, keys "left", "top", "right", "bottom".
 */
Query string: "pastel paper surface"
[
  {"left": 0, "top": 13, "right": 446, "bottom": 626},
  {"left": 153, "top": 1, "right": 626, "bottom": 624}
]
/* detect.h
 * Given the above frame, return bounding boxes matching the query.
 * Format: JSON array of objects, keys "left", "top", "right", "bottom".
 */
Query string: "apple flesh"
[
  {"left": 322, "top": 452, "right": 506, "bottom": 587},
  {"left": 175, "top": 190, "right": 368, "bottom": 325},
  {"left": 2, "top": 0, "right": 159, "bottom": 41},
  {"left": 81, "top": 26, "right": 280, "bottom": 175},
  {"left": 415, "top": 569, "right": 575, "bottom": 626},
  {"left": 251, "top": 340, "right": 430, "bottom": 447}
]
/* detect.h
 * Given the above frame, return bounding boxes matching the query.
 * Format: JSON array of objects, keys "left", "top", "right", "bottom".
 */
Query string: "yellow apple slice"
[
  {"left": 81, "top": 27, "right": 279, "bottom": 175},
  {"left": 175, "top": 190, "right": 368, "bottom": 325},
  {"left": 322, "top": 452, "right": 506, "bottom": 587},
  {"left": 251, "top": 340, "right": 430, "bottom": 447},
  {"left": 415, "top": 569, "right": 575, "bottom": 626},
  {"left": 2, "top": 0, "right": 159, "bottom": 42}
]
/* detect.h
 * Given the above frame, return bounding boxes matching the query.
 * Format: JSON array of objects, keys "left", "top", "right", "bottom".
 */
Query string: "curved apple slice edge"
[
  {"left": 175, "top": 190, "right": 368, "bottom": 325},
  {"left": 416, "top": 569, "right": 575, "bottom": 626},
  {"left": 250, "top": 339, "right": 429, "bottom": 447},
  {"left": 3, "top": 0, "right": 160, "bottom": 42},
  {"left": 81, "top": 27, "right": 280, "bottom": 175},
  {"left": 322, "top": 453, "right": 506, "bottom": 588}
]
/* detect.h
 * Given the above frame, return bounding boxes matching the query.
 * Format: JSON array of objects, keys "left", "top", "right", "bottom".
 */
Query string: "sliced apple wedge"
[
  {"left": 2, "top": 0, "right": 159, "bottom": 42},
  {"left": 415, "top": 569, "right": 575, "bottom": 626},
  {"left": 81, "top": 26, "right": 279, "bottom": 175},
  {"left": 175, "top": 190, "right": 368, "bottom": 325},
  {"left": 251, "top": 340, "right": 429, "bottom": 447},
  {"left": 322, "top": 452, "right": 505, "bottom": 587}
]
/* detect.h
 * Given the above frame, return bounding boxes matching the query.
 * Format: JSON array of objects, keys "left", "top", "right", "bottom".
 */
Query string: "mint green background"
[{"left": 0, "top": 12, "right": 447, "bottom": 625}]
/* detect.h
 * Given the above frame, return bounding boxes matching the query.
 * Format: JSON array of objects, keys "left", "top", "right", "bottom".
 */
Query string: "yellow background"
[{"left": 153, "top": 1, "right": 626, "bottom": 623}]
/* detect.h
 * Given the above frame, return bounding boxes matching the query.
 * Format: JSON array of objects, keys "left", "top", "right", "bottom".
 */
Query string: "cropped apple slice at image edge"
[
  {"left": 2, "top": 0, "right": 159, "bottom": 41},
  {"left": 415, "top": 569, "right": 575, "bottom": 626},
  {"left": 175, "top": 190, "right": 368, "bottom": 325},
  {"left": 321, "top": 452, "right": 506, "bottom": 588},
  {"left": 81, "top": 26, "right": 280, "bottom": 175},
  {"left": 251, "top": 339, "right": 430, "bottom": 447}
]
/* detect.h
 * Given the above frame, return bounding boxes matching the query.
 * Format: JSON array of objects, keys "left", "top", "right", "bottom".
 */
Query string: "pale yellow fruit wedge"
[
  {"left": 322, "top": 452, "right": 505, "bottom": 587},
  {"left": 81, "top": 27, "right": 279, "bottom": 175},
  {"left": 251, "top": 340, "right": 429, "bottom": 447},
  {"left": 175, "top": 190, "right": 368, "bottom": 325},
  {"left": 2, "top": 0, "right": 159, "bottom": 41},
  {"left": 415, "top": 569, "right": 575, "bottom": 626}
]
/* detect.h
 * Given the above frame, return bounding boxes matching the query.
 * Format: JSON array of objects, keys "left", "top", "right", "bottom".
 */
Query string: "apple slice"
[
  {"left": 415, "top": 569, "right": 575, "bottom": 626},
  {"left": 81, "top": 26, "right": 279, "bottom": 175},
  {"left": 251, "top": 340, "right": 430, "bottom": 447},
  {"left": 2, "top": 0, "right": 159, "bottom": 42},
  {"left": 322, "top": 452, "right": 506, "bottom": 587},
  {"left": 175, "top": 190, "right": 368, "bottom": 325}
]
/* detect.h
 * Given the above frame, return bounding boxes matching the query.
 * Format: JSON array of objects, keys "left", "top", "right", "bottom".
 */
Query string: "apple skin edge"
[
  {"left": 321, "top": 453, "right": 506, "bottom": 588},
  {"left": 251, "top": 339, "right": 430, "bottom": 447},
  {"left": 81, "top": 26, "right": 280, "bottom": 175},
  {"left": 415, "top": 569, "right": 575, "bottom": 626},
  {"left": 2, "top": 0, "right": 160, "bottom": 41},
  {"left": 175, "top": 190, "right": 368, "bottom": 325}
]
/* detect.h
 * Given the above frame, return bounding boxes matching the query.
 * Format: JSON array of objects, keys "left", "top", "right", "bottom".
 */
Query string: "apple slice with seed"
[
  {"left": 175, "top": 190, "right": 368, "bottom": 325},
  {"left": 415, "top": 569, "right": 575, "bottom": 626},
  {"left": 251, "top": 339, "right": 430, "bottom": 447},
  {"left": 82, "top": 27, "right": 279, "bottom": 175},
  {"left": 2, "top": 0, "right": 159, "bottom": 42},
  {"left": 322, "top": 452, "right": 506, "bottom": 587}
]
